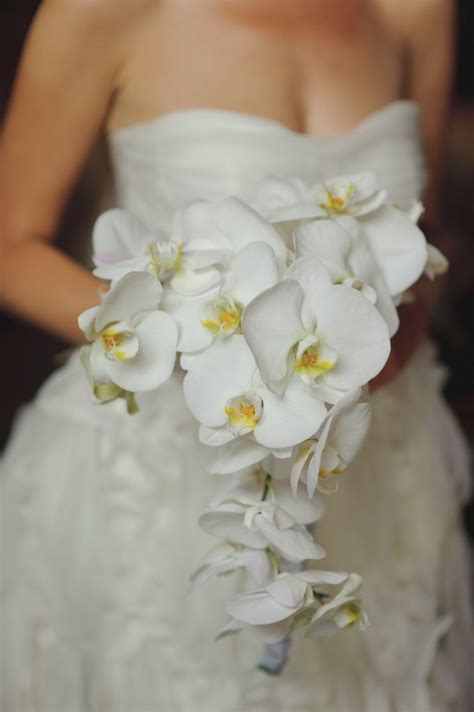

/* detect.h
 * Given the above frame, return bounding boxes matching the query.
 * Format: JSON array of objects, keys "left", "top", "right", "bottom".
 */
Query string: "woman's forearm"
[{"left": 1, "top": 240, "right": 105, "bottom": 343}]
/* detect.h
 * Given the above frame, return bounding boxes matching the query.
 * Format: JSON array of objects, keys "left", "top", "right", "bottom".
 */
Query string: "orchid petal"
[
  {"left": 78, "top": 306, "right": 100, "bottom": 341},
  {"left": 170, "top": 265, "right": 222, "bottom": 297},
  {"left": 290, "top": 441, "right": 315, "bottom": 495},
  {"left": 265, "top": 576, "right": 309, "bottom": 607},
  {"left": 315, "top": 285, "right": 390, "bottom": 389},
  {"left": 92, "top": 209, "right": 153, "bottom": 266},
  {"left": 243, "top": 280, "right": 306, "bottom": 395},
  {"left": 360, "top": 206, "right": 428, "bottom": 295},
  {"left": 332, "top": 402, "right": 371, "bottom": 463},
  {"left": 93, "top": 255, "right": 151, "bottom": 283},
  {"left": 211, "top": 197, "right": 287, "bottom": 262},
  {"left": 273, "top": 483, "right": 325, "bottom": 524},
  {"left": 199, "top": 425, "right": 236, "bottom": 447},
  {"left": 95, "top": 272, "right": 163, "bottom": 332},
  {"left": 296, "top": 570, "right": 349, "bottom": 586},
  {"left": 161, "top": 287, "right": 217, "bottom": 353},
  {"left": 226, "top": 589, "right": 299, "bottom": 625},
  {"left": 294, "top": 220, "right": 352, "bottom": 281},
  {"left": 183, "top": 336, "right": 256, "bottom": 427},
  {"left": 254, "top": 375, "right": 327, "bottom": 449},
  {"left": 198, "top": 504, "right": 268, "bottom": 548},
  {"left": 223, "top": 242, "right": 280, "bottom": 305},
  {"left": 208, "top": 438, "right": 269, "bottom": 475},
  {"left": 89, "top": 338, "right": 111, "bottom": 384},
  {"left": 104, "top": 311, "right": 177, "bottom": 392},
  {"left": 254, "top": 514, "right": 325, "bottom": 561}
]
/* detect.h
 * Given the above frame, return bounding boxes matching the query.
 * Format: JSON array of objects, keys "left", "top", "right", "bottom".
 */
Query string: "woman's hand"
[
  {"left": 370, "top": 273, "right": 443, "bottom": 391},
  {"left": 370, "top": 300, "right": 428, "bottom": 390}
]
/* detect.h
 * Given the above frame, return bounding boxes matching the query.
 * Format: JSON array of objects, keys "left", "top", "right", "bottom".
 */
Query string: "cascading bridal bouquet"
[{"left": 78, "top": 172, "right": 447, "bottom": 673}]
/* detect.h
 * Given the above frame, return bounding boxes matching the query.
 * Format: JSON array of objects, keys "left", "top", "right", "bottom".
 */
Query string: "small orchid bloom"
[
  {"left": 306, "top": 573, "right": 369, "bottom": 637},
  {"left": 290, "top": 388, "right": 371, "bottom": 497},
  {"left": 183, "top": 335, "right": 327, "bottom": 450},
  {"left": 91, "top": 208, "right": 224, "bottom": 296},
  {"left": 162, "top": 241, "right": 280, "bottom": 354},
  {"left": 294, "top": 218, "right": 399, "bottom": 336},
  {"left": 198, "top": 502, "right": 269, "bottom": 549},
  {"left": 199, "top": 500, "right": 325, "bottom": 563},
  {"left": 78, "top": 272, "right": 178, "bottom": 394},
  {"left": 209, "top": 470, "right": 325, "bottom": 526},
  {"left": 243, "top": 258, "right": 390, "bottom": 399},
  {"left": 253, "top": 173, "right": 386, "bottom": 223},
  {"left": 316, "top": 173, "right": 387, "bottom": 217},
  {"left": 243, "top": 501, "right": 325, "bottom": 562},
  {"left": 199, "top": 470, "right": 326, "bottom": 562},
  {"left": 190, "top": 542, "right": 273, "bottom": 589},
  {"left": 223, "top": 570, "right": 349, "bottom": 643}
]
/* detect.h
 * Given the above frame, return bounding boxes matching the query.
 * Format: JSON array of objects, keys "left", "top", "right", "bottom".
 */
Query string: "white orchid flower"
[
  {"left": 242, "top": 258, "right": 390, "bottom": 399},
  {"left": 190, "top": 542, "right": 273, "bottom": 589},
  {"left": 290, "top": 388, "right": 371, "bottom": 497},
  {"left": 183, "top": 335, "right": 327, "bottom": 452},
  {"left": 78, "top": 272, "right": 178, "bottom": 394},
  {"left": 199, "top": 470, "right": 325, "bottom": 562},
  {"left": 162, "top": 241, "right": 280, "bottom": 354},
  {"left": 243, "top": 501, "right": 325, "bottom": 562},
  {"left": 209, "top": 470, "right": 325, "bottom": 525},
  {"left": 294, "top": 218, "right": 400, "bottom": 336},
  {"left": 306, "top": 573, "right": 369, "bottom": 637},
  {"left": 254, "top": 172, "right": 386, "bottom": 223},
  {"left": 199, "top": 500, "right": 325, "bottom": 563},
  {"left": 91, "top": 209, "right": 223, "bottom": 295},
  {"left": 223, "top": 570, "right": 349, "bottom": 642}
]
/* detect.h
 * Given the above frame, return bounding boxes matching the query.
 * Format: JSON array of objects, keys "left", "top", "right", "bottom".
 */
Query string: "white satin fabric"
[{"left": 1, "top": 102, "right": 471, "bottom": 712}]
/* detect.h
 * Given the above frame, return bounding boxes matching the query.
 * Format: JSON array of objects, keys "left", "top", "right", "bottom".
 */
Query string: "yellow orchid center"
[
  {"left": 226, "top": 403, "right": 258, "bottom": 430},
  {"left": 321, "top": 182, "right": 356, "bottom": 213},
  {"left": 201, "top": 296, "right": 243, "bottom": 336},
  {"left": 225, "top": 393, "right": 262, "bottom": 434},
  {"left": 101, "top": 323, "right": 138, "bottom": 362},
  {"left": 102, "top": 332, "right": 121, "bottom": 352},
  {"left": 339, "top": 603, "right": 361, "bottom": 627},
  {"left": 319, "top": 465, "right": 346, "bottom": 479},
  {"left": 293, "top": 344, "right": 336, "bottom": 379},
  {"left": 148, "top": 240, "right": 183, "bottom": 280}
]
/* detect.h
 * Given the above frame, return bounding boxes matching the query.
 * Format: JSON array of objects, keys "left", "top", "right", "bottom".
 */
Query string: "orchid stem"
[
  {"left": 124, "top": 391, "right": 139, "bottom": 415},
  {"left": 261, "top": 472, "right": 272, "bottom": 501}
]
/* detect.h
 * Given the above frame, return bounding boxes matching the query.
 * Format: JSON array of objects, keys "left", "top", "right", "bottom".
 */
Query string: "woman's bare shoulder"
[
  {"left": 35, "top": 0, "right": 159, "bottom": 66},
  {"left": 16, "top": 0, "right": 162, "bottom": 105},
  {"left": 374, "top": 0, "right": 454, "bottom": 41}
]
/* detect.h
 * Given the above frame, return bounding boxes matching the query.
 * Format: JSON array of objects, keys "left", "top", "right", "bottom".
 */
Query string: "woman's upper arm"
[
  {"left": 404, "top": 0, "right": 455, "bottom": 222},
  {"left": 377, "top": 0, "right": 455, "bottom": 222},
  {"left": 0, "top": 1, "right": 133, "bottom": 247}
]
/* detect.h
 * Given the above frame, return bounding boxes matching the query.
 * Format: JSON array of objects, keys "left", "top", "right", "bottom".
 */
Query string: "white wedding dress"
[{"left": 1, "top": 101, "right": 472, "bottom": 712}]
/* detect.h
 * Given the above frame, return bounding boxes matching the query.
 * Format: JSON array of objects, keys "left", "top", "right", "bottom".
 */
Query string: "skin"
[{"left": 0, "top": 0, "right": 455, "bottom": 386}]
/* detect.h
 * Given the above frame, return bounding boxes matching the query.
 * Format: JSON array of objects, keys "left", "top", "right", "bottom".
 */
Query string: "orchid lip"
[{"left": 225, "top": 392, "right": 263, "bottom": 435}]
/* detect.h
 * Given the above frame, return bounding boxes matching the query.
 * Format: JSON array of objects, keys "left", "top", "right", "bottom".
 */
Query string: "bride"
[{"left": 1, "top": 1, "right": 471, "bottom": 710}]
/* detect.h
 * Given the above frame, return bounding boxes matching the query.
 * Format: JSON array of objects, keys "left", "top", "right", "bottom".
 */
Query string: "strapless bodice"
[{"left": 107, "top": 101, "right": 427, "bottom": 230}]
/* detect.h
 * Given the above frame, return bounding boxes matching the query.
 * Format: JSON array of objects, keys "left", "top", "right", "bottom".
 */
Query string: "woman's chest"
[{"left": 109, "top": 0, "right": 404, "bottom": 136}]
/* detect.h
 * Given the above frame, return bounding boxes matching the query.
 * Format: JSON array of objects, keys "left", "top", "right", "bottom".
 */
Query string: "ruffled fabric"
[{"left": 1, "top": 344, "right": 471, "bottom": 711}]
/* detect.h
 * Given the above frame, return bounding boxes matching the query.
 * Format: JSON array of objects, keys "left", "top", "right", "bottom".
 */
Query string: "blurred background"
[{"left": 1, "top": 1, "right": 473, "bottom": 534}]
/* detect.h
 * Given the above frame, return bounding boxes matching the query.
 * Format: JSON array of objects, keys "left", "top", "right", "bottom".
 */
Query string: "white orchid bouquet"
[{"left": 78, "top": 172, "right": 447, "bottom": 673}]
